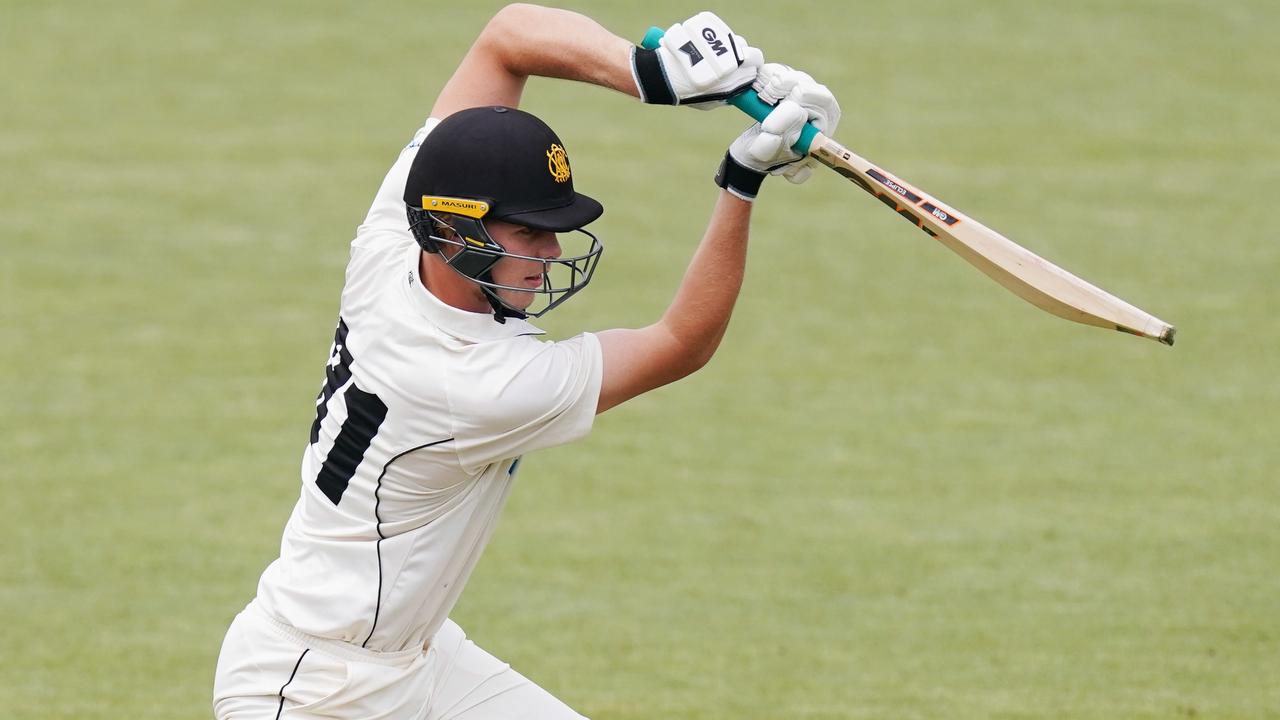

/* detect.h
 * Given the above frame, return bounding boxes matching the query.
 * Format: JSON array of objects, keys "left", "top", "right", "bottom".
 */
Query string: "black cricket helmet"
[{"left": 404, "top": 106, "right": 604, "bottom": 321}]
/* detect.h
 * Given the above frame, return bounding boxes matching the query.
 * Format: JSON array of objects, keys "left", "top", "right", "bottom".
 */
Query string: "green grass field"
[{"left": 4, "top": 1, "right": 1278, "bottom": 717}]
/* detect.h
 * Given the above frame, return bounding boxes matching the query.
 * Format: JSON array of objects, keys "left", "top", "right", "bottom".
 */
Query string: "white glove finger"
[
  {"left": 658, "top": 20, "right": 695, "bottom": 56},
  {"left": 755, "top": 66, "right": 818, "bottom": 104},
  {"left": 747, "top": 131, "right": 785, "bottom": 164},
  {"left": 788, "top": 69, "right": 817, "bottom": 88},
  {"left": 679, "top": 11, "right": 731, "bottom": 46},
  {"left": 787, "top": 81, "right": 842, "bottom": 135},
  {"left": 759, "top": 100, "right": 808, "bottom": 141},
  {"left": 752, "top": 62, "right": 793, "bottom": 105}
]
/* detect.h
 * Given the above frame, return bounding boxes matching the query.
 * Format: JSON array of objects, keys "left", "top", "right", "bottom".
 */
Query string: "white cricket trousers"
[{"left": 213, "top": 601, "right": 588, "bottom": 719}]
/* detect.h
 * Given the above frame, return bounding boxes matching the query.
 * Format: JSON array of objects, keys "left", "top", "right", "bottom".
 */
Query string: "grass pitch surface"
[{"left": 3, "top": 1, "right": 1277, "bottom": 718}]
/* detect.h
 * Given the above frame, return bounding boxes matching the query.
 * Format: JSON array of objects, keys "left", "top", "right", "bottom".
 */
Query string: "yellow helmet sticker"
[
  {"left": 547, "top": 144, "right": 571, "bottom": 183},
  {"left": 421, "top": 196, "right": 489, "bottom": 218}
]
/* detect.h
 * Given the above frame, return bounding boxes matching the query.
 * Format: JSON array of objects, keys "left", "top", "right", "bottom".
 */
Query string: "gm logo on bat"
[{"left": 927, "top": 206, "right": 954, "bottom": 224}]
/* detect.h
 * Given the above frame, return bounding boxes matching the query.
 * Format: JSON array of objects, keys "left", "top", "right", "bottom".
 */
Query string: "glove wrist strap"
[
  {"left": 631, "top": 47, "right": 677, "bottom": 105},
  {"left": 715, "top": 151, "right": 766, "bottom": 202}
]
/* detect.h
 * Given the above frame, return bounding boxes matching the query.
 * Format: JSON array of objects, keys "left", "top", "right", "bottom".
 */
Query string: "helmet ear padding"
[
  {"left": 407, "top": 205, "right": 441, "bottom": 254},
  {"left": 406, "top": 205, "right": 504, "bottom": 281},
  {"left": 439, "top": 215, "right": 504, "bottom": 280}
]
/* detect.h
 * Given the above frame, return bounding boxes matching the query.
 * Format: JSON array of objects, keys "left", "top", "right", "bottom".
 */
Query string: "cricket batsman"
[{"left": 213, "top": 5, "right": 840, "bottom": 718}]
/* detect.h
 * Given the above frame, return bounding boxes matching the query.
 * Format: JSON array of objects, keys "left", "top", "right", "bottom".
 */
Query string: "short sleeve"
[
  {"left": 351, "top": 117, "right": 441, "bottom": 253},
  {"left": 449, "top": 333, "right": 603, "bottom": 472}
]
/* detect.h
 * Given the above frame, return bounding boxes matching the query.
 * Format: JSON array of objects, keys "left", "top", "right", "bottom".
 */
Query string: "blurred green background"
[{"left": 3, "top": 1, "right": 1277, "bottom": 718}]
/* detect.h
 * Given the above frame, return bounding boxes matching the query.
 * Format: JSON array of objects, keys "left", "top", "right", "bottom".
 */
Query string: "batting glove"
[
  {"left": 631, "top": 12, "right": 764, "bottom": 109},
  {"left": 715, "top": 65, "right": 842, "bottom": 200}
]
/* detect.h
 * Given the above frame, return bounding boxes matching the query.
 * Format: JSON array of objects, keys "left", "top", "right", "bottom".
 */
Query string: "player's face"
[{"left": 486, "top": 220, "right": 562, "bottom": 311}]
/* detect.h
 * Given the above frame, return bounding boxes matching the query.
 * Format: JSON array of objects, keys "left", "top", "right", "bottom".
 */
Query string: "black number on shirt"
[
  {"left": 310, "top": 319, "right": 354, "bottom": 443},
  {"left": 310, "top": 318, "right": 388, "bottom": 505},
  {"left": 315, "top": 384, "right": 387, "bottom": 504}
]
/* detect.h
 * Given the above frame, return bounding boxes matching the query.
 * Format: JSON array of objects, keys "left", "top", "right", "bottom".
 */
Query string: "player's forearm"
[
  {"left": 482, "top": 4, "right": 639, "bottom": 97},
  {"left": 593, "top": 191, "right": 751, "bottom": 413},
  {"left": 657, "top": 191, "right": 752, "bottom": 371}
]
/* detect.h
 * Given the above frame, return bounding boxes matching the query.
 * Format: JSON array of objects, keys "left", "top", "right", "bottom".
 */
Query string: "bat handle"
[{"left": 641, "top": 26, "right": 819, "bottom": 155}]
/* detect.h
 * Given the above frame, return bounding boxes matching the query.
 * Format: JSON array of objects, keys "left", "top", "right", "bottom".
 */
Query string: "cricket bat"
[{"left": 642, "top": 29, "right": 1176, "bottom": 346}]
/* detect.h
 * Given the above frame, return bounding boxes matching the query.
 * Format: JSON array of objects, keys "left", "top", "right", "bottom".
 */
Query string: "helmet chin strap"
[{"left": 479, "top": 280, "right": 528, "bottom": 324}]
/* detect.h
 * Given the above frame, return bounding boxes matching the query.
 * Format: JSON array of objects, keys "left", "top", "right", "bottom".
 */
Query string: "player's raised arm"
[
  {"left": 595, "top": 66, "right": 842, "bottom": 414},
  {"left": 429, "top": 4, "right": 763, "bottom": 119}
]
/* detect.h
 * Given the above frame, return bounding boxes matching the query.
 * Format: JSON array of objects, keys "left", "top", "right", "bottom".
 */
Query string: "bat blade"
[{"left": 809, "top": 134, "right": 1175, "bottom": 346}]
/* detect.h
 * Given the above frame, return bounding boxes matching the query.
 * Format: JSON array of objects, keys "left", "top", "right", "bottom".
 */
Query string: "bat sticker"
[
  {"left": 867, "top": 168, "right": 922, "bottom": 204},
  {"left": 920, "top": 202, "right": 960, "bottom": 226},
  {"left": 837, "top": 166, "right": 938, "bottom": 238}
]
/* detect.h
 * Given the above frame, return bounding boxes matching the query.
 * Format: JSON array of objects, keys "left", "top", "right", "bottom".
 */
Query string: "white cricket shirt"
[{"left": 255, "top": 118, "right": 604, "bottom": 652}]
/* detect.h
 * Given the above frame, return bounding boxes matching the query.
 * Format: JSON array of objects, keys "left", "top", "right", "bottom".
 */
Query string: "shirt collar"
[{"left": 402, "top": 244, "right": 546, "bottom": 342}]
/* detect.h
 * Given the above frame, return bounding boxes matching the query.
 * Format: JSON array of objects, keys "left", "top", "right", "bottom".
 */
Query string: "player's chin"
[{"left": 496, "top": 288, "right": 537, "bottom": 311}]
